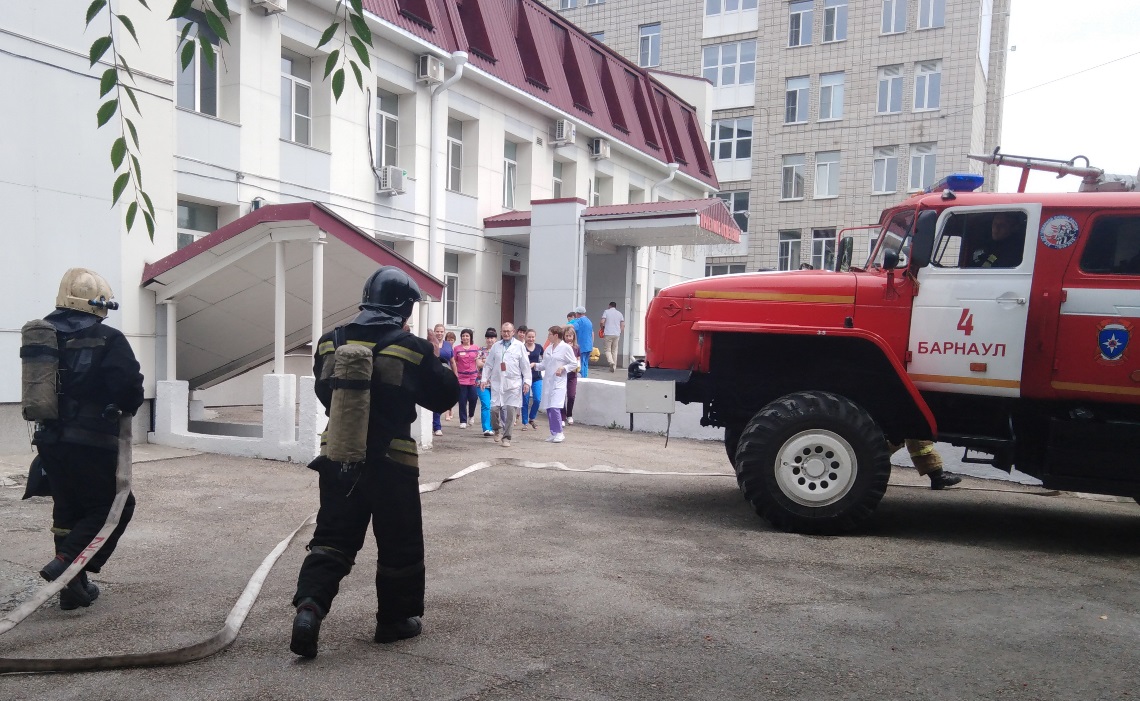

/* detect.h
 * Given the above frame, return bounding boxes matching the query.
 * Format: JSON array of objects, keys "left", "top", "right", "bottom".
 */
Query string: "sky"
[{"left": 995, "top": 0, "right": 1140, "bottom": 192}]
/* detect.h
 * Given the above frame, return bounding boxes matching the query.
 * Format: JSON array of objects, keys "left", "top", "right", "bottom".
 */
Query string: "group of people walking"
[{"left": 434, "top": 321, "right": 587, "bottom": 446}]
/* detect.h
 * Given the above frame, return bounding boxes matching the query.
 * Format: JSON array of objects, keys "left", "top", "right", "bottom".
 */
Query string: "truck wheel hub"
[{"left": 775, "top": 429, "right": 857, "bottom": 506}]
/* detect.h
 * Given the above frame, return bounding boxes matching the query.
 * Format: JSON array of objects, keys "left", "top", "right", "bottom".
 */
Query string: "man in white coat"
[{"left": 479, "top": 322, "right": 530, "bottom": 447}]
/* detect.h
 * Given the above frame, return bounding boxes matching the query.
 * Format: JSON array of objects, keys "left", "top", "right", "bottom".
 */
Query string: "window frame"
[
  {"left": 709, "top": 117, "right": 753, "bottom": 162},
  {"left": 447, "top": 117, "right": 464, "bottom": 193},
  {"left": 443, "top": 252, "right": 460, "bottom": 327},
  {"left": 784, "top": 76, "right": 809, "bottom": 125},
  {"left": 877, "top": 65, "right": 903, "bottom": 115},
  {"left": 812, "top": 228, "right": 837, "bottom": 271},
  {"left": 909, "top": 143, "right": 938, "bottom": 192},
  {"left": 702, "top": 41, "right": 757, "bottom": 88},
  {"left": 917, "top": 0, "right": 946, "bottom": 29},
  {"left": 375, "top": 88, "right": 399, "bottom": 170},
  {"left": 872, "top": 146, "right": 899, "bottom": 195},
  {"left": 716, "top": 190, "right": 750, "bottom": 232},
  {"left": 781, "top": 154, "right": 806, "bottom": 201},
  {"left": 706, "top": 0, "right": 758, "bottom": 17},
  {"left": 788, "top": 0, "right": 814, "bottom": 47},
  {"left": 281, "top": 50, "right": 313, "bottom": 146},
  {"left": 913, "top": 60, "right": 942, "bottom": 112},
  {"left": 639, "top": 23, "right": 661, "bottom": 68},
  {"left": 175, "top": 19, "right": 220, "bottom": 117},
  {"left": 778, "top": 230, "right": 802, "bottom": 271},
  {"left": 503, "top": 141, "right": 518, "bottom": 209},
  {"left": 881, "top": 0, "right": 907, "bottom": 34},
  {"left": 818, "top": 71, "right": 844, "bottom": 121},
  {"left": 552, "top": 161, "right": 564, "bottom": 198},
  {"left": 814, "top": 151, "right": 840, "bottom": 199},
  {"left": 705, "top": 262, "right": 747, "bottom": 276},
  {"left": 176, "top": 199, "right": 219, "bottom": 250},
  {"left": 559, "top": 0, "right": 577, "bottom": 9},
  {"left": 823, "top": 0, "right": 848, "bottom": 42}
]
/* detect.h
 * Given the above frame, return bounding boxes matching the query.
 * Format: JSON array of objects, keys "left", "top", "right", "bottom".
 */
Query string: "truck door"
[
  {"left": 907, "top": 204, "right": 1041, "bottom": 397},
  {"left": 1052, "top": 211, "right": 1140, "bottom": 401}
]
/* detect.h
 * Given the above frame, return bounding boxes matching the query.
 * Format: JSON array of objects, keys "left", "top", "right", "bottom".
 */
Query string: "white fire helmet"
[{"left": 55, "top": 268, "right": 116, "bottom": 318}]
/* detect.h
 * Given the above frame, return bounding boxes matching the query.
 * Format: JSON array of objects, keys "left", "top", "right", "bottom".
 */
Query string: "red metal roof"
[{"left": 362, "top": 0, "right": 718, "bottom": 189}]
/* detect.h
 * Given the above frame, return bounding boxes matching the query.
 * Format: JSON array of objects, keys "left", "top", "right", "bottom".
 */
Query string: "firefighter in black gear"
[
  {"left": 290, "top": 266, "right": 459, "bottom": 659},
  {"left": 34, "top": 268, "right": 144, "bottom": 610}
]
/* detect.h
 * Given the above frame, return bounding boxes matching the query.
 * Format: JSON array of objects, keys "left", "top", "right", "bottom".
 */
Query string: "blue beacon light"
[{"left": 926, "top": 173, "right": 985, "bottom": 194}]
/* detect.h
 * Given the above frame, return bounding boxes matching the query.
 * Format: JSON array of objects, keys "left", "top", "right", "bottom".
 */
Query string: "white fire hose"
[{"left": 0, "top": 443, "right": 1054, "bottom": 674}]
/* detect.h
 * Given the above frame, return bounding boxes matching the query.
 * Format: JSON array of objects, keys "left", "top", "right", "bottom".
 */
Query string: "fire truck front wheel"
[{"left": 735, "top": 391, "right": 891, "bottom": 534}]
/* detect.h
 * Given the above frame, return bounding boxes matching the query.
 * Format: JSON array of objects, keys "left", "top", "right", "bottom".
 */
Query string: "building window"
[
  {"left": 914, "top": 60, "right": 942, "bottom": 111},
  {"left": 778, "top": 230, "right": 801, "bottom": 270},
  {"left": 819, "top": 72, "right": 844, "bottom": 121},
  {"left": 872, "top": 146, "right": 898, "bottom": 194},
  {"left": 784, "top": 76, "right": 809, "bottom": 124},
  {"left": 877, "top": 65, "right": 903, "bottom": 114},
  {"left": 281, "top": 50, "right": 312, "bottom": 145},
  {"left": 812, "top": 228, "right": 836, "bottom": 271},
  {"left": 909, "top": 143, "right": 937, "bottom": 191},
  {"left": 788, "top": 0, "right": 813, "bottom": 47},
  {"left": 443, "top": 252, "right": 460, "bottom": 327},
  {"left": 375, "top": 89, "right": 399, "bottom": 169},
  {"left": 705, "top": 262, "right": 746, "bottom": 276},
  {"left": 918, "top": 0, "right": 945, "bottom": 29},
  {"left": 447, "top": 118, "right": 463, "bottom": 192},
  {"left": 590, "top": 177, "right": 601, "bottom": 206},
  {"left": 552, "top": 161, "right": 564, "bottom": 198},
  {"left": 175, "top": 18, "right": 219, "bottom": 116},
  {"left": 639, "top": 24, "right": 661, "bottom": 68},
  {"left": 177, "top": 200, "right": 219, "bottom": 249},
  {"left": 823, "top": 0, "right": 848, "bottom": 42},
  {"left": 814, "top": 151, "right": 840, "bottom": 199},
  {"left": 709, "top": 117, "right": 752, "bottom": 161},
  {"left": 586, "top": 0, "right": 602, "bottom": 4},
  {"left": 706, "top": 0, "right": 758, "bottom": 16},
  {"left": 882, "top": 0, "right": 906, "bottom": 34},
  {"left": 559, "top": 0, "right": 577, "bottom": 9},
  {"left": 590, "top": 31, "right": 605, "bottom": 42},
  {"left": 503, "top": 141, "right": 518, "bottom": 209},
  {"left": 781, "top": 154, "right": 805, "bottom": 200},
  {"left": 702, "top": 41, "right": 757, "bottom": 87},
  {"left": 716, "top": 191, "right": 749, "bottom": 232}
]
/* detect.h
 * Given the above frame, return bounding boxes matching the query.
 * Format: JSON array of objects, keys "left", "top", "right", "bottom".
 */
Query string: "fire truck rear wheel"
[
  {"left": 735, "top": 391, "right": 891, "bottom": 535},
  {"left": 724, "top": 427, "right": 742, "bottom": 468}
]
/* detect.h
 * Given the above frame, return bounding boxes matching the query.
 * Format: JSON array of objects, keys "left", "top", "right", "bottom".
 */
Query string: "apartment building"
[
  {"left": 0, "top": 0, "right": 735, "bottom": 455},
  {"left": 547, "top": 0, "right": 1010, "bottom": 271}
]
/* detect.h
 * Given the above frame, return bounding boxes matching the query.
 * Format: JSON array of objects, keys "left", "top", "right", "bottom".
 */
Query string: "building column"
[
  {"left": 164, "top": 299, "right": 178, "bottom": 381},
  {"left": 311, "top": 237, "right": 325, "bottom": 351},
  {"left": 274, "top": 240, "right": 286, "bottom": 374}
]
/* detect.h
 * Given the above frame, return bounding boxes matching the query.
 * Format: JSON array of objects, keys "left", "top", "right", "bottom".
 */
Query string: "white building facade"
[{"left": 0, "top": 0, "right": 733, "bottom": 455}]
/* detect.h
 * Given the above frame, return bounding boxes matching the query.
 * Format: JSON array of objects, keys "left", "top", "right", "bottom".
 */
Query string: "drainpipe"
[
  {"left": 644, "top": 163, "right": 680, "bottom": 328},
  {"left": 421, "top": 51, "right": 468, "bottom": 336}
]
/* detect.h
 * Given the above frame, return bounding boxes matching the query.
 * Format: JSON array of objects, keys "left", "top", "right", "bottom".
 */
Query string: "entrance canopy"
[
  {"left": 483, "top": 198, "right": 742, "bottom": 247},
  {"left": 142, "top": 202, "right": 442, "bottom": 389}
]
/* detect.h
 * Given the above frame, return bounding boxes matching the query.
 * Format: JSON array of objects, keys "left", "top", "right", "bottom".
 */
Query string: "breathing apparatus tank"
[
  {"left": 324, "top": 344, "right": 374, "bottom": 464},
  {"left": 20, "top": 320, "right": 60, "bottom": 421}
]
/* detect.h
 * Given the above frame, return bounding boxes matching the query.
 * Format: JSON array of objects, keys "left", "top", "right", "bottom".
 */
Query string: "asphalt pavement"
[{"left": 1, "top": 422, "right": 1138, "bottom": 700}]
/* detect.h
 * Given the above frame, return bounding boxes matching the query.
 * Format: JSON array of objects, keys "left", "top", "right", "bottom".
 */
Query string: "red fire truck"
[{"left": 632, "top": 152, "right": 1140, "bottom": 533}]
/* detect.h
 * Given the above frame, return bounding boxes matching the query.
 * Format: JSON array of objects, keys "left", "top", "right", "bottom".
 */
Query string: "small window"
[
  {"left": 819, "top": 72, "right": 844, "bottom": 121},
  {"left": 785, "top": 76, "right": 809, "bottom": 124},
  {"left": 882, "top": 0, "right": 906, "bottom": 34},
  {"left": 176, "top": 18, "right": 219, "bottom": 116},
  {"left": 914, "top": 60, "right": 942, "bottom": 111},
  {"left": 872, "top": 146, "right": 898, "bottom": 194},
  {"left": 443, "top": 252, "right": 460, "bottom": 327},
  {"left": 709, "top": 117, "right": 752, "bottom": 161},
  {"left": 705, "top": 262, "right": 747, "bottom": 276},
  {"left": 716, "top": 190, "right": 750, "bottom": 232},
  {"left": 789, "top": 0, "right": 813, "bottom": 47},
  {"left": 877, "top": 65, "right": 903, "bottom": 114},
  {"left": 447, "top": 117, "right": 464, "bottom": 192},
  {"left": 503, "top": 141, "right": 518, "bottom": 209},
  {"left": 707, "top": 0, "right": 758, "bottom": 16},
  {"left": 934, "top": 211, "right": 1027, "bottom": 269},
  {"left": 702, "top": 41, "right": 757, "bottom": 87},
  {"left": 918, "top": 0, "right": 946, "bottom": 29},
  {"left": 177, "top": 200, "right": 219, "bottom": 249},
  {"left": 376, "top": 89, "right": 399, "bottom": 169},
  {"left": 823, "top": 0, "right": 848, "bottom": 42},
  {"left": 1079, "top": 217, "right": 1140, "bottom": 275},
  {"left": 639, "top": 24, "right": 661, "bottom": 68},
  {"left": 814, "top": 151, "right": 840, "bottom": 199},
  {"left": 812, "top": 228, "right": 837, "bottom": 271},
  {"left": 909, "top": 143, "right": 937, "bottom": 191},
  {"left": 781, "top": 154, "right": 805, "bottom": 200},
  {"left": 281, "top": 50, "right": 313, "bottom": 145},
  {"left": 559, "top": 0, "right": 577, "bottom": 8},
  {"left": 552, "top": 161, "right": 564, "bottom": 198},
  {"left": 590, "top": 31, "right": 605, "bottom": 42},
  {"left": 778, "top": 230, "right": 802, "bottom": 270}
]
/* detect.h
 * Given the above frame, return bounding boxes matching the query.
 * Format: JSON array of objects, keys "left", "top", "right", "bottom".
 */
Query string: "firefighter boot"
[
  {"left": 929, "top": 469, "right": 962, "bottom": 490},
  {"left": 39, "top": 554, "right": 69, "bottom": 582},
  {"left": 59, "top": 572, "right": 100, "bottom": 610},
  {"left": 290, "top": 598, "right": 325, "bottom": 659},
  {"left": 374, "top": 617, "right": 422, "bottom": 644}
]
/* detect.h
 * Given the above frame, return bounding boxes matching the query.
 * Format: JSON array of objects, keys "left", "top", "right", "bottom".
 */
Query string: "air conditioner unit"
[
  {"left": 250, "top": 0, "right": 288, "bottom": 14},
  {"left": 417, "top": 55, "right": 445, "bottom": 83},
  {"left": 589, "top": 138, "right": 611, "bottom": 160},
  {"left": 377, "top": 165, "right": 405, "bottom": 194},
  {"left": 553, "top": 119, "right": 576, "bottom": 146}
]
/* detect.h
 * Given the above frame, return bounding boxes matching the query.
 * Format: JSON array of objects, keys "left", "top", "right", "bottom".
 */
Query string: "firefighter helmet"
[
  {"left": 55, "top": 268, "right": 116, "bottom": 318},
  {"left": 358, "top": 266, "right": 422, "bottom": 323}
]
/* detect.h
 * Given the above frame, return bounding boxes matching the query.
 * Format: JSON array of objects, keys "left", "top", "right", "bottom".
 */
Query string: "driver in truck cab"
[{"left": 969, "top": 211, "right": 1026, "bottom": 268}]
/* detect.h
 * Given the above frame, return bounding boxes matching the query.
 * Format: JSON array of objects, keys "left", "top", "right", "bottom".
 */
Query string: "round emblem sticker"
[{"left": 1039, "top": 214, "right": 1080, "bottom": 250}]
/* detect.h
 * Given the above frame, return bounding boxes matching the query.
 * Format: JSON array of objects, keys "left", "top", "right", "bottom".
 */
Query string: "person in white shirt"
[
  {"left": 599, "top": 301, "right": 625, "bottom": 373},
  {"left": 538, "top": 325, "right": 580, "bottom": 443},
  {"left": 479, "top": 322, "right": 530, "bottom": 447}
]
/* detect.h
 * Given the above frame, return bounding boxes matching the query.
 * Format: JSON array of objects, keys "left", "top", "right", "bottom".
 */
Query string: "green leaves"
[
  {"left": 112, "top": 172, "right": 130, "bottom": 206},
  {"left": 324, "top": 49, "right": 340, "bottom": 79},
  {"left": 116, "top": 14, "right": 139, "bottom": 44},
  {"left": 180, "top": 39, "right": 195, "bottom": 69},
  {"left": 99, "top": 68, "right": 116, "bottom": 97},
  {"left": 349, "top": 35, "right": 371, "bottom": 70},
  {"left": 85, "top": 0, "right": 107, "bottom": 26},
  {"left": 349, "top": 13, "right": 372, "bottom": 45},
  {"left": 332, "top": 68, "right": 345, "bottom": 101},
  {"left": 212, "top": 0, "right": 231, "bottom": 20},
  {"left": 89, "top": 36, "right": 112, "bottom": 66},
  {"left": 126, "top": 201, "right": 139, "bottom": 231},
  {"left": 97, "top": 99, "right": 118, "bottom": 127},
  {"left": 198, "top": 35, "right": 216, "bottom": 69},
  {"left": 320, "top": 0, "right": 376, "bottom": 103},
  {"left": 125, "top": 118, "right": 139, "bottom": 148},
  {"left": 350, "top": 60, "right": 363, "bottom": 91},
  {"left": 203, "top": 11, "right": 229, "bottom": 44},
  {"left": 110, "top": 137, "right": 127, "bottom": 169},
  {"left": 317, "top": 21, "right": 340, "bottom": 49},
  {"left": 168, "top": 0, "right": 193, "bottom": 20}
]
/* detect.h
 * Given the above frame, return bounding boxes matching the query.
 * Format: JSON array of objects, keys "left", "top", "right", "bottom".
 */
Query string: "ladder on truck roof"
[{"left": 969, "top": 148, "right": 1138, "bottom": 193}]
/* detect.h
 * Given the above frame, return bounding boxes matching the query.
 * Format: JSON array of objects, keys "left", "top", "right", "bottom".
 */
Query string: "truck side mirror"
[
  {"left": 909, "top": 210, "right": 938, "bottom": 272},
  {"left": 836, "top": 236, "right": 854, "bottom": 272},
  {"left": 883, "top": 249, "right": 900, "bottom": 269}
]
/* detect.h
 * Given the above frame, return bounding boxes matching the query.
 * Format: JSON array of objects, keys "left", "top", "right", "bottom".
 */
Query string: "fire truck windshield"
[{"left": 870, "top": 208, "right": 915, "bottom": 268}]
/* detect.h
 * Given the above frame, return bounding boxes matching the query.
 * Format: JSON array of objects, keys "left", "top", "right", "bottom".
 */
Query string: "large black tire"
[
  {"left": 724, "top": 426, "right": 742, "bottom": 468},
  {"left": 735, "top": 391, "right": 891, "bottom": 534}
]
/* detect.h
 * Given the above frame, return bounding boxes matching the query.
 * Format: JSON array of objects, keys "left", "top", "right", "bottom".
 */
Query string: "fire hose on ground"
[{"left": 0, "top": 442, "right": 1060, "bottom": 674}]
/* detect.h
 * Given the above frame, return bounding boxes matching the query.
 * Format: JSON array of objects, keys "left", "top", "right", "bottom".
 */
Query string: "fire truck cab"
[{"left": 633, "top": 156, "right": 1140, "bottom": 534}]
